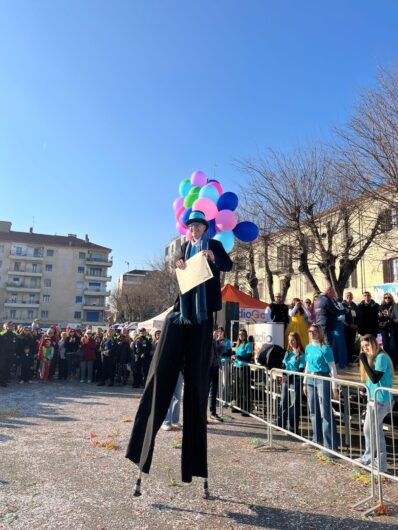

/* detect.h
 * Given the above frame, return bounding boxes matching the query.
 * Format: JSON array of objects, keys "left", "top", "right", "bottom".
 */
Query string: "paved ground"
[{"left": 1, "top": 381, "right": 398, "bottom": 530}]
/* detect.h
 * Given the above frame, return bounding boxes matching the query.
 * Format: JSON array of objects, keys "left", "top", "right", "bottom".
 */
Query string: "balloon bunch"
[{"left": 172, "top": 170, "right": 259, "bottom": 253}]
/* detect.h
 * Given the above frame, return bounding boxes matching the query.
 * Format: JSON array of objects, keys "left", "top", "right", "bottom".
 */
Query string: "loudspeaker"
[{"left": 215, "top": 301, "right": 239, "bottom": 340}]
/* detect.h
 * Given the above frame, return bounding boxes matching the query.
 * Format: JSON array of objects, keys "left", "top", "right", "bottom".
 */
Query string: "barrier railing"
[{"left": 216, "top": 360, "right": 393, "bottom": 515}]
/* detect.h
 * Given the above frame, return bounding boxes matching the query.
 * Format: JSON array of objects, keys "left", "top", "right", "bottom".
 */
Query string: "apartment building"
[
  {"left": 0, "top": 221, "right": 112, "bottom": 327},
  {"left": 117, "top": 269, "right": 151, "bottom": 292},
  {"left": 165, "top": 235, "right": 185, "bottom": 268}
]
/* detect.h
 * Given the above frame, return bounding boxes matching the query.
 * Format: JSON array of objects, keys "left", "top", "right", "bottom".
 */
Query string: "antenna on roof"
[
  {"left": 30, "top": 216, "right": 35, "bottom": 233},
  {"left": 125, "top": 261, "right": 130, "bottom": 271}
]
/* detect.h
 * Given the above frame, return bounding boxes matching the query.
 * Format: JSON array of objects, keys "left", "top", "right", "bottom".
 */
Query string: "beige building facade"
[{"left": 0, "top": 221, "right": 112, "bottom": 327}]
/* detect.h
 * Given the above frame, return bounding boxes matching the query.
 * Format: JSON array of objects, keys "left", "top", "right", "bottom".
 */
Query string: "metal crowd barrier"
[{"left": 216, "top": 360, "right": 398, "bottom": 516}]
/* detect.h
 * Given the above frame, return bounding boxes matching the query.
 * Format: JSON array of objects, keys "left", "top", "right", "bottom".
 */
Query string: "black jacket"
[
  {"left": 357, "top": 300, "right": 379, "bottom": 337},
  {"left": 176, "top": 238, "right": 233, "bottom": 313}
]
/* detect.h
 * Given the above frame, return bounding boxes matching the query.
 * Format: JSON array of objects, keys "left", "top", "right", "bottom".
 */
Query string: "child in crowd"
[{"left": 39, "top": 338, "right": 54, "bottom": 382}]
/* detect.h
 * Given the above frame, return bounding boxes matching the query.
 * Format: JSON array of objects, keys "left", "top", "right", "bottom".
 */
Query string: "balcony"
[
  {"left": 4, "top": 300, "right": 40, "bottom": 308},
  {"left": 84, "top": 273, "right": 112, "bottom": 282},
  {"left": 83, "top": 304, "right": 106, "bottom": 310},
  {"left": 9, "top": 251, "right": 43, "bottom": 260},
  {"left": 84, "top": 288, "right": 110, "bottom": 296},
  {"left": 7, "top": 269, "right": 42, "bottom": 277},
  {"left": 86, "top": 257, "right": 112, "bottom": 267},
  {"left": 6, "top": 283, "right": 41, "bottom": 292}
]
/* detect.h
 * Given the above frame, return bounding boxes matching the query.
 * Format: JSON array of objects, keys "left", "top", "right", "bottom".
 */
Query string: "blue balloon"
[
  {"left": 233, "top": 221, "right": 259, "bottom": 242},
  {"left": 217, "top": 192, "right": 239, "bottom": 211},
  {"left": 214, "top": 230, "right": 235, "bottom": 253},
  {"left": 179, "top": 179, "right": 192, "bottom": 197},
  {"left": 208, "top": 219, "right": 216, "bottom": 238},
  {"left": 180, "top": 207, "right": 192, "bottom": 226},
  {"left": 199, "top": 183, "right": 219, "bottom": 203}
]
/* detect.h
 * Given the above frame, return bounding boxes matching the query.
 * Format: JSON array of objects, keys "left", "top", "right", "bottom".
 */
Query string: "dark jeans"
[
  {"left": 234, "top": 365, "right": 251, "bottom": 414},
  {"left": 58, "top": 358, "right": 68, "bottom": 380},
  {"left": 0, "top": 355, "right": 12, "bottom": 385},
  {"left": 381, "top": 330, "right": 397, "bottom": 366},
  {"left": 20, "top": 353, "right": 34, "bottom": 382},
  {"left": 101, "top": 355, "right": 116, "bottom": 385},
  {"left": 344, "top": 326, "right": 357, "bottom": 363},
  {"left": 278, "top": 374, "right": 302, "bottom": 433},
  {"left": 208, "top": 365, "right": 219, "bottom": 415}
]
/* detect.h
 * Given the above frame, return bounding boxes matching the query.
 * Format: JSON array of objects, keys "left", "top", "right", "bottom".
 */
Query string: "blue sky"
[{"left": 1, "top": 0, "right": 397, "bottom": 286}]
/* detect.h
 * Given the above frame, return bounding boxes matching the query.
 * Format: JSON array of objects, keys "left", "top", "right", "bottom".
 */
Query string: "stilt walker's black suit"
[{"left": 126, "top": 238, "right": 232, "bottom": 483}]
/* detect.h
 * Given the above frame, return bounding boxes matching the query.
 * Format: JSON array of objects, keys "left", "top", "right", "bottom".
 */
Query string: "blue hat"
[{"left": 185, "top": 210, "right": 209, "bottom": 230}]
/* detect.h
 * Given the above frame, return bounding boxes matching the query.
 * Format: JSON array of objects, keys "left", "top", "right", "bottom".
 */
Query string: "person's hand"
[
  {"left": 303, "top": 383, "right": 307, "bottom": 396},
  {"left": 332, "top": 389, "right": 339, "bottom": 400},
  {"left": 359, "top": 351, "right": 366, "bottom": 364},
  {"left": 176, "top": 259, "right": 186, "bottom": 270},
  {"left": 202, "top": 250, "right": 215, "bottom": 263}
]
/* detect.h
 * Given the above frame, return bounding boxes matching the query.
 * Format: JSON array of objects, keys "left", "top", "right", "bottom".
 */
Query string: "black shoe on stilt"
[{"left": 203, "top": 479, "right": 209, "bottom": 499}]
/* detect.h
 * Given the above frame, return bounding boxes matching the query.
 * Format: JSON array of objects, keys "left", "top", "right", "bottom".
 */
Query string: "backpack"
[{"left": 257, "top": 344, "right": 285, "bottom": 369}]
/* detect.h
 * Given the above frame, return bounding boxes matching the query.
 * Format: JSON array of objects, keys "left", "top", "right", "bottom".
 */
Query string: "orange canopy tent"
[{"left": 221, "top": 284, "right": 268, "bottom": 308}]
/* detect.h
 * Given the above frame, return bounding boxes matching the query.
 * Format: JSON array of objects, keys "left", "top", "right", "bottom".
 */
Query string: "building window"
[
  {"left": 165, "top": 247, "right": 169, "bottom": 256},
  {"left": 74, "top": 311, "right": 82, "bottom": 319},
  {"left": 10, "top": 309, "right": 16, "bottom": 319},
  {"left": 32, "top": 263, "right": 38, "bottom": 273},
  {"left": 45, "top": 264, "right": 53, "bottom": 272},
  {"left": 14, "top": 262, "right": 21, "bottom": 271},
  {"left": 79, "top": 252, "right": 86, "bottom": 259},
  {"left": 42, "top": 294, "right": 50, "bottom": 303},
  {"left": 89, "top": 267, "right": 103, "bottom": 277},
  {"left": 75, "top": 296, "right": 83, "bottom": 304},
  {"left": 28, "top": 310, "right": 34, "bottom": 319},
  {"left": 78, "top": 266, "right": 85, "bottom": 274},
  {"left": 46, "top": 249, "right": 54, "bottom": 256},
  {"left": 33, "top": 248, "right": 42, "bottom": 257},
  {"left": 44, "top": 279, "right": 52, "bottom": 288},
  {"left": 277, "top": 245, "right": 292, "bottom": 270},
  {"left": 383, "top": 258, "right": 398, "bottom": 283},
  {"left": 380, "top": 209, "right": 398, "bottom": 233},
  {"left": 41, "top": 310, "right": 49, "bottom": 318}
]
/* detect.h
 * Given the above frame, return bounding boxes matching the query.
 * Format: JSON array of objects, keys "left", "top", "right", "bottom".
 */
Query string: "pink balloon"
[
  {"left": 190, "top": 170, "right": 208, "bottom": 187},
  {"left": 173, "top": 197, "right": 184, "bottom": 211},
  {"left": 185, "top": 230, "right": 193, "bottom": 240},
  {"left": 192, "top": 198, "right": 218, "bottom": 220},
  {"left": 176, "top": 221, "right": 187, "bottom": 235},
  {"left": 175, "top": 206, "right": 185, "bottom": 221},
  {"left": 208, "top": 181, "right": 223, "bottom": 195},
  {"left": 215, "top": 209, "right": 237, "bottom": 231}
]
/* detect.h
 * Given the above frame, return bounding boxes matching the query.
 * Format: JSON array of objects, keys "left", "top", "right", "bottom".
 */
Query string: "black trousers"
[
  {"left": 126, "top": 314, "right": 213, "bottom": 483},
  {"left": 0, "top": 354, "right": 12, "bottom": 385},
  {"left": 101, "top": 355, "right": 116, "bottom": 384},
  {"left": 209, "top": 365, "right": 219, "bottom": 415},
  {"left": 20, "top": 353, "right": 34, "bottom": 382}
]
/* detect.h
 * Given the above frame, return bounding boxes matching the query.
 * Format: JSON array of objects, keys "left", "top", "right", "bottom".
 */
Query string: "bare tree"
[
  {"left": 336, "top": 67, "right": 398, "bottom": 209},
  {"left": 109, "top": 258, "right": 179, "bottom": 322},
  {"left": 240, "top": 147, "right": 387, "bottom": 298}
]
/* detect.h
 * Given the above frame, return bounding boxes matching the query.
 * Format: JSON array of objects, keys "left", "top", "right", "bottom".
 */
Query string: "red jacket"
[{"left": 80, "top": 336, "right": 97, "bottom": 361}]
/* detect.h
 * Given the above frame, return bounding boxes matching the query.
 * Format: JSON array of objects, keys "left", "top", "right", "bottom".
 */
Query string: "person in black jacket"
[
  {"left": 356, "top": 291, "right": 379, "bottom": 338},
  {"left": 0, "top": 321, "right": 18, "bottom": 386},
  {"left": 17, "top": 327, "right": 36, "bottom": 383},
  {"left": 98, "top": 328, "right": 118, "bottom": 387},
  {"left": 342, "top": 292, "right": 358, "bottom": 364},
  {"left": 132, "top": 328, "right": 153, "bottom": 388},
  {"left": 126, "top": 210, "right": 233, "bottom": 493}
]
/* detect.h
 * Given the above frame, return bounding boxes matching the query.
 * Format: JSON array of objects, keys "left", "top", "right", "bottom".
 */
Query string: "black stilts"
[
  {"left": 133, "top": 472, "right": 142, "bottom": 497},
  {"left": 203, "top": 479, "right": 210, "bottom": 499}
]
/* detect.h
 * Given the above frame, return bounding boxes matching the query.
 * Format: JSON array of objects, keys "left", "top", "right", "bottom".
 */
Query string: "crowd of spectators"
[
  {"left": 0, "top": 320, "right": 159, "bottom": 388},
  {"left": 264, "top": 288, "right": 398, "bottom": 370}
]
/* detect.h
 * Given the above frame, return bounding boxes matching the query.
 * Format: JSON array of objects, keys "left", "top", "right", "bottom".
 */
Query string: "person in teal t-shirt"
[
  {"left": 356, "top": 334, "right": 394, "bottom": 472},
  {"left": 278, "top": 332, "right": 305, "bottom": 434},
  {"left": 232, "top": 329, "right": 253, "bottom": 416}
]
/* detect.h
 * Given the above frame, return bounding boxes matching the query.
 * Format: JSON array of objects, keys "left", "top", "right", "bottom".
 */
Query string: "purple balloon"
[
  {"left": 173, "top": 197, "right": 184, "bottom": 211},
  {"left": 190, "top": 170, "right": 208, "bottom": 187},
  {"left": 233, "top": 221, "right": 259, "bottom": 242}
]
